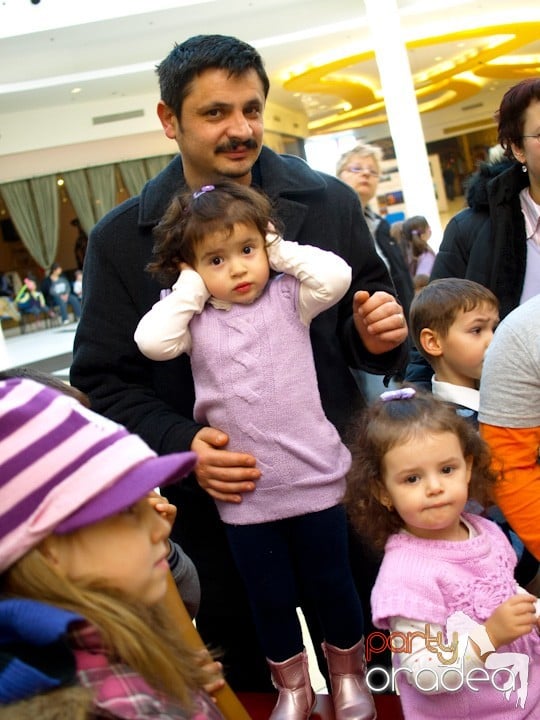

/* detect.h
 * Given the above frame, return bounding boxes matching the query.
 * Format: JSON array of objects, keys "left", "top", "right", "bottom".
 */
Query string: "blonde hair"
[
  {"left": 2, "top": 549, "right": 212, "bottom": 710},
  {"left": 336, "top": 142, "right": 383, "bottom": 177}
]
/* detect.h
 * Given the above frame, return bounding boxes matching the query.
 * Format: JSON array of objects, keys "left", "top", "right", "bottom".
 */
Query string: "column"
[{"left": 364, "top": 0, "right": 443, "bottom": 249}]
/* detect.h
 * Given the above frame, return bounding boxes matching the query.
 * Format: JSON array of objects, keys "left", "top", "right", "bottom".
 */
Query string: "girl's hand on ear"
[{"left": 147, "top": 491, "right": 177, "bottom": 529}]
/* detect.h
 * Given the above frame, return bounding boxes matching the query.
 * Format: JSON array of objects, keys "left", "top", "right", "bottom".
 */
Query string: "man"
[{"left": 71, "top": 34, "right": 408, "bottom": 692}]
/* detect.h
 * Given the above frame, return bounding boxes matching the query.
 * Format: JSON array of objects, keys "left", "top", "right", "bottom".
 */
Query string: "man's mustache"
[{"left": 216, "top": 138, "right": 258, "bottom": 153}]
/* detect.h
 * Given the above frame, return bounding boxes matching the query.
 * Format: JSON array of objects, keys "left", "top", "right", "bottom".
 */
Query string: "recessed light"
[{"left": 71, "top": 87, "right": 81, "bottom": 95}]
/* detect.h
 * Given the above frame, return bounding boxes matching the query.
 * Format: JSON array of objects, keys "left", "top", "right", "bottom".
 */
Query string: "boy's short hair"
[{"left": 410, "top": 278, "right": 499, "bottom": 362}]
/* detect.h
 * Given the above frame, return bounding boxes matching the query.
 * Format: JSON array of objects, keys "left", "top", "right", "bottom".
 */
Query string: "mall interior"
[{"left": 1, "top": 3, "right": 539, "bottom": 718}]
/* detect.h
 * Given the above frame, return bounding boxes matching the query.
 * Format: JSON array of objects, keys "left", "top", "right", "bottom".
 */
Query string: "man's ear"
[
  {"left": 157, "top": 101, "right": 179, "bottom": 140},
  {"left": 419, "top": 327, "right": 443, "bottom": 357}
]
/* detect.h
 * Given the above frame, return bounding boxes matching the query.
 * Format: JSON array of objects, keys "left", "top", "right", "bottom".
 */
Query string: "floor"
[{"left": 0, "top": 320, "right": 76, "bottom": 379}]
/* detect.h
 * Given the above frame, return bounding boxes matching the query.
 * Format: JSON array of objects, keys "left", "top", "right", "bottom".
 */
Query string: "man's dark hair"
[{"left": 156, "top": 34, "right": 270, "bottom": 119}]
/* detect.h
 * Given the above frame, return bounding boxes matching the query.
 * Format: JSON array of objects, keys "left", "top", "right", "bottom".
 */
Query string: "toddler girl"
[
  {"left": 135, "top": 181, "right": 376, "bottom": 720},
  {"left": 0, "top": 376, "right": 224, "bottom": 719},
  {"left": 345, "top": 387, "right": 540, "bottom": 719}
]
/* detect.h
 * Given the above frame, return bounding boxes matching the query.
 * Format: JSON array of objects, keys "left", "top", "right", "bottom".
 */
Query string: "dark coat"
[
  {"left": 431, "top": 160, "right": 529, "bottom": 319},
  {"left": 71, "top": 147, "right": 408, "bottom": 444},
  {"left": 405, "top": 160, "right": 529, "bottom": 385}
]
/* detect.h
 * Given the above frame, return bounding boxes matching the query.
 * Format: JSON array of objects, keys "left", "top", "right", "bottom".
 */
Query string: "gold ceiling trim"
[
  {"left": 282, "top": 22, "right": 540, "bottom": 135},
  {"left": 443, "top": 118, "right": 497, "bottom": 134}
]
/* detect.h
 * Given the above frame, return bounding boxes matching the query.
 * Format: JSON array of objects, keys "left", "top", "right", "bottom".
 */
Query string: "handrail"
[{"left": 163, "top": 572, "right": 254, "bottom": 720}]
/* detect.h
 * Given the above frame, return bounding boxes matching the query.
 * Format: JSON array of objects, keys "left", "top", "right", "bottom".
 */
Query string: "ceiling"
[{"left": 1, "top": 0, "right": 540, "bottom": 162}]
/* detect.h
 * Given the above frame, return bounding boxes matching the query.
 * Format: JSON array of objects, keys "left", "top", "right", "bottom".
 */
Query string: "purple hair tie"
[
  {"left": 193, "top": 185, "right": 215, "bottom": 199},
  {"left": 380, "top": 387, "right": 416, "bottom": 402}
]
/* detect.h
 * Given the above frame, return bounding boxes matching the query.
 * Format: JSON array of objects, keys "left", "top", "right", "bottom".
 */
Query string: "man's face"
[{"left": 158, "top": 68, "right": 265, "bottom": 189}]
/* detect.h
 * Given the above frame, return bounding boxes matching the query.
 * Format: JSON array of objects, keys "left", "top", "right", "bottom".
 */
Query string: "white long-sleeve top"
[{"left": 134, "top": 237, "right": 352, "bottom": 359}]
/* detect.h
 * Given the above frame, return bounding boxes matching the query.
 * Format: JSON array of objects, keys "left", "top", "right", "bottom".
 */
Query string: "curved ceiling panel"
[{"left": 283, "top": 22, "right": 540, "bottom": 134}]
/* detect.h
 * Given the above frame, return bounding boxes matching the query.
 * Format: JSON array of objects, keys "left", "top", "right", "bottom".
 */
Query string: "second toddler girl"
[{"left": 345, "top": 388, "right": 540, "bottom": 719}]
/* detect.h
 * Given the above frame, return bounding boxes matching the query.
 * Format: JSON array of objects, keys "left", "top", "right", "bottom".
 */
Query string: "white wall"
[{"left": 0, "top": 96, "right": 308, "bottom": 182}]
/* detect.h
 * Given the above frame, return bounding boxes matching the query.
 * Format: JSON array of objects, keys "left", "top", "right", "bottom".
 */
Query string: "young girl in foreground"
[
  {"left": 345, "top": 388, "right": 540, "bottom": 719},
  {"left": 0, "top": 377, "right": 223, "bottom": 719},
  {"left": 135, "top": 182, "right": 376, "bottom": 720}
]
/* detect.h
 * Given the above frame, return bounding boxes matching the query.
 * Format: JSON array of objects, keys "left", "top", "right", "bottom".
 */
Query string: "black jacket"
[
  {"left": 432, "top": 160, "right": 529, "bottom": 319},
  {"left": 405, "top": 160, "right": 530, "bottom": 384},
  {"left": 71, "top": 148, "right": 408, "bottom": 447}
]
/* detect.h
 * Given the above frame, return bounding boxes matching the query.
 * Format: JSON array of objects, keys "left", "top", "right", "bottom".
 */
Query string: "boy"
[
  {"left": 410, "top": 279, "right": 539, "bottom": 587},
  {"left": 409, "top": 277, "right": 499, "bottom": 424}
]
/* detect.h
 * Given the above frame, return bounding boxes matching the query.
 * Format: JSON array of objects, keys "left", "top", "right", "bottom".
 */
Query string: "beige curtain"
[
  {"left": 118, "top": 159, "right": 149, "bottom": 197},
  {"left": 0, "top": 175, "right": 59, "bottom": 269},
  {"left": 63, "top": 164, "right": 118, "bottom": 233},
  {"left": 87, "top": 165, "right": 117, "bottom": 221},
  {"left": 63, "top": 169, "right": 98, "bottom": 235},
  {"left": 145, "top": 154, "right": 175, "bottom": 178}
]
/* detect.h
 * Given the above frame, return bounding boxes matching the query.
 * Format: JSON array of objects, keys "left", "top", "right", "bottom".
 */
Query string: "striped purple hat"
[{"left": 0, "top": 377, "right": 197, "bottom": 573}]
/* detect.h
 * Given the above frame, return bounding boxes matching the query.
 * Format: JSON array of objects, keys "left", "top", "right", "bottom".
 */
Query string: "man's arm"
[
  {"left": 479, "top": 423, "right": 540, "bottom": 561},
  {"left": 70, "top": 210, "right": 261, "bottom": 501},
  {"left": 70, "top": 211, "right": 202, "bottom": 455}
]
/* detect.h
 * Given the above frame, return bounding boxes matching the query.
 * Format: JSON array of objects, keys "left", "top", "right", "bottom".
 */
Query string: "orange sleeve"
[{"left": 479, "top": 422, "right": 540, "bottom": 561}]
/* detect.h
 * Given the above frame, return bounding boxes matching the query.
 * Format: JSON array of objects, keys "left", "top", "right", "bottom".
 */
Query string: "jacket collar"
[
  {"left": 137, "top": 146, "right": 327, "bottom": 242},
  {"left": 466, "top": 160, "right": 529, "bottom": 211}
]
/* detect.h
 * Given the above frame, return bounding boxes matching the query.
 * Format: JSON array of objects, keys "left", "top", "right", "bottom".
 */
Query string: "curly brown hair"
[
  {"left": 344, "top": 389, "right": 496, "bottom": 551},
  {"left": 147, "top": 181, "right": 280, "bottom": 287}
]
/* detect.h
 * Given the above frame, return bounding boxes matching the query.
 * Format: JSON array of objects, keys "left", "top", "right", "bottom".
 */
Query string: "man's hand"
[
  {"left": 191, "top": 426, "right": 260, "bottom": 503},
  {"left": 353, "top": 290, "right": 408, "bottom": 354}
]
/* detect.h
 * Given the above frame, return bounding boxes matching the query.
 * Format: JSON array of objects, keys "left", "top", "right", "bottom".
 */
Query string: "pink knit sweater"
[
  {"left": 189, "top": 273, "right": 351, "bottom": 525},
  {"left": 371, "top": 514, "right": 540, "bottom": 718}
]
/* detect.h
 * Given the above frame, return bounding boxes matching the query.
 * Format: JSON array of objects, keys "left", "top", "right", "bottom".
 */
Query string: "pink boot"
[
  {"left": 322, "top": 638, "right": 377, "bottom": 719},
  {"left": 267, "top": 649, "right": 316, "bottom": 720}
]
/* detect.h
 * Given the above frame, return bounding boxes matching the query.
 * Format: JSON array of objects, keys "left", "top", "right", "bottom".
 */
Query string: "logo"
[{"left": 365, "top": 612, "right": 530, "bottom": 708}]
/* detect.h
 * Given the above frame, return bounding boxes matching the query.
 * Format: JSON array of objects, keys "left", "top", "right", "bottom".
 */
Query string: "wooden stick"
[{"left": 163, "top": 572, "right": 254, "bottom": 720}]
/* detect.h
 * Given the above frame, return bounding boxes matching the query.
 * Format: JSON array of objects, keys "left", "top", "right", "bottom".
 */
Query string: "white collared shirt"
[{"left": 431, "top": 376, "right": 479, "bottom": 412}]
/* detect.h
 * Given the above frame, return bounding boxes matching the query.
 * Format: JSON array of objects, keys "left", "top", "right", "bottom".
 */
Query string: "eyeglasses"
[
  {"left": 344, "top": 166, "right": 379, "bottom": 178},
  {"left": 522, "top": 133, "right": 540, "bottom": 143}
]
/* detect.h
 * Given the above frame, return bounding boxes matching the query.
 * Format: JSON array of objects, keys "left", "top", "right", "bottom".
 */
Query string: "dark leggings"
[{"left": 225, "top": 505, "right": 364, "bottom": 662}]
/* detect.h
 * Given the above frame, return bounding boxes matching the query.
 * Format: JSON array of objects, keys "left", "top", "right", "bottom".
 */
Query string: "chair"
[{"left": 19, "top": 308, "right": 60, "bottom": 334}]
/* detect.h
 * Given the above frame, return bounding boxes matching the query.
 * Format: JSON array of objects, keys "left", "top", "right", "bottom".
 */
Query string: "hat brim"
[{"left": 55, "top": 451, "right": 197, "bottom": 534}]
